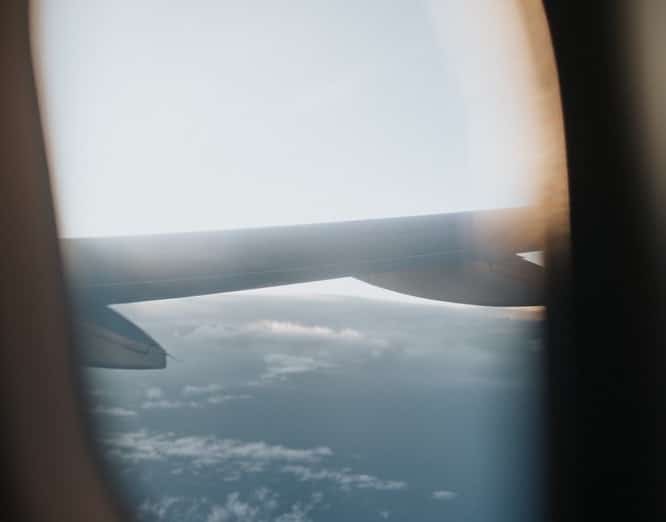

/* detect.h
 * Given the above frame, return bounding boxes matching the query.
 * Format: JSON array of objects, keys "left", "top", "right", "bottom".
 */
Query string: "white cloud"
[
  {"left": 281, "top": 465, "right": 407, "bottom": 492},
  {"left": 274, "top": 492, "right": 323, "bottom": 522},
  {"left": 102, "top": 431, "right": 406, "bottom": 497},
  {"left": 253, "top": 488, "right": 279, "bottom": 512},
  {"left": 103, "top": 431, "right": 332, "bottom": 469},
  {"left": 273, "top": 501, "right": 317, "bottom": 522},
  {"left": 145, "top": 387, "right": 164, "bottom": 400},
  {"left": 183, "top": 319, "right": 389, "bottom": 349},
  {"left": 432, "top": 490, "right": 457, "bottom": 501},
  {"left": 142, "top": 386, "right": 251, "bottom": 409},
  {"left": 207, "top": 505, "right": 227, "bottom": 522},
  {"left": 207, "top": 492, "right": 260, "bottom": 522},
  {"left": 182, "top": 383, "right": 224, "bottom": 397},
  {"left": 141, "top": 399, "right": 201, "bottom": 410},
  {"left": 207, "top": 394, "right": 253, "bottom": 405},
  {"left": 261, "top": 354, "right": 335, "bottom": 382},
  {"left": 138, "top": 496, "right": 183, "bottom": 520},
  {"left": 141, "top": 396, "right": 251, "bottom": 409},
  {"left": 137, "top": 496, "right": 215, "bottom": 521},
  {"left": 92, "top": 406, "right": 137, "bottom": 417},
  {"left": 246, "top": 320, "right": 363, "bottom": 341},
  {"left": 133, "top": 490, "right": 323, "bottom": 522},
  {"left": 176, "top": 322, "right": 235, "bottom": 340},
  {"left": 205, "top": 490, "right": 322, "bottom": 522}
]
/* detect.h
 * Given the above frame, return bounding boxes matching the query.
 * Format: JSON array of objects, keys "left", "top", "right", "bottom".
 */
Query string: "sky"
[{"left": 31, "top": 0, "right": 550, "bottom": 239}]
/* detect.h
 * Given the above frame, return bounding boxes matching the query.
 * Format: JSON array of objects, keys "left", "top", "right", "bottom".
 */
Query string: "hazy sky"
[{"left": 32, "top": 0, "right": 547, "bottom": 238}]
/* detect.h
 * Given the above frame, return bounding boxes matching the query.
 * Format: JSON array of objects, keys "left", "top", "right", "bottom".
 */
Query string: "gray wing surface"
[
  {"left": 64, "top": 207, "right": 544, "bottom": 369},
  {"left": 63, "top": 207, "right": 544, "bottom": 307}
]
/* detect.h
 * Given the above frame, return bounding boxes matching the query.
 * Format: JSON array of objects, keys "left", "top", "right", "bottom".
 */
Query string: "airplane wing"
[{"left": 63, "top": 207, "right": 544, "bottom": 369}]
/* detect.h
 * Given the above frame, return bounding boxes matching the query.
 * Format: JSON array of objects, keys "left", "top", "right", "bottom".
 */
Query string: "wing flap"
[{"left": 75, "top": 306, "right": 166, "bottom": 369}]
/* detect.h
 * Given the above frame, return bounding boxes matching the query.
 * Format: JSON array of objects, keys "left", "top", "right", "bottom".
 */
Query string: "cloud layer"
[
  {"left": 103, "top": 430, "right": 406, "bottom": 495},
  {"left": 282, "top": 465, "right": 406, "bottom": 492},
  {"left": 88, "top": 294, "right": 542, "bottom": 522},
  {"left": 92, "top": 406, "right": 137, "bottom": 417},
  {"left": 104, "top": 430, "right": 332, "bottom": 468},
  {"left": 261, "top": 354, "right": 336, "bottom": 382},
  {"left": 432, "top": 489, "right": 458, "bottom": 501},
  {"left": 138, "top": 489, "right": 323, "bottom": 522}
]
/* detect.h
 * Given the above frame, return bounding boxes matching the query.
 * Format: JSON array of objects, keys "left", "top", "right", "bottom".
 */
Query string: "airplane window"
[{"left": 31, "top": 1, "right": 567, "bottom": 521}]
